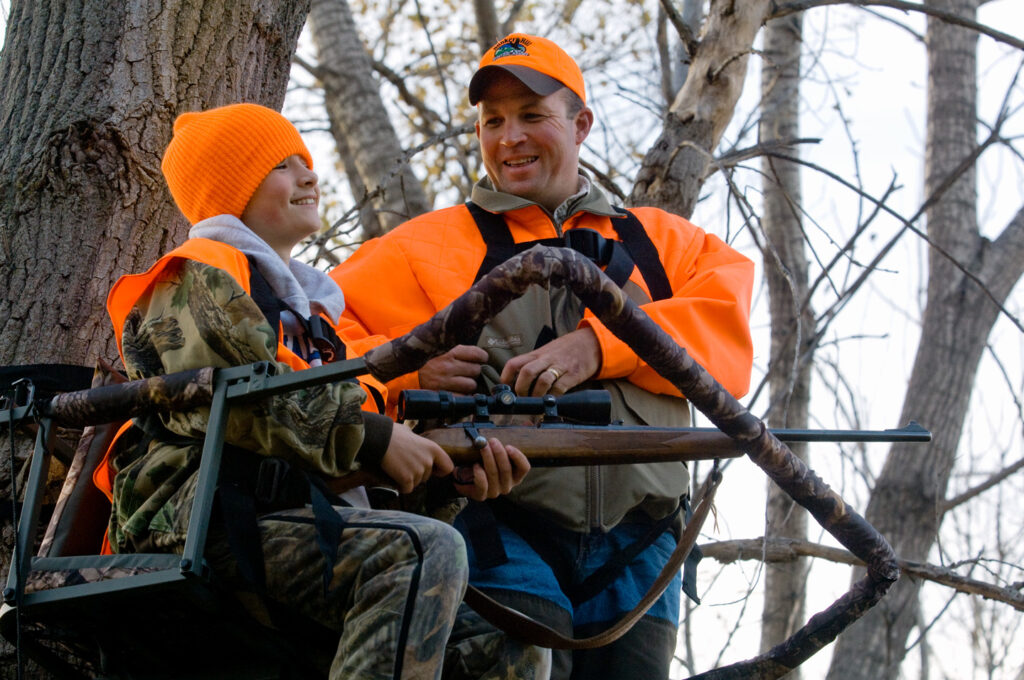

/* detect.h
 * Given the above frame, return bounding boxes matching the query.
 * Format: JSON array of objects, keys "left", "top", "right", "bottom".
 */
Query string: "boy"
[{"left": 103, "top": 103, "right": 534, "bottom": 679}]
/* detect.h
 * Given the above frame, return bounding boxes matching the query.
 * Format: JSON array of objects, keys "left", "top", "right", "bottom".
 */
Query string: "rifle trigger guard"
[{"left": 463, "top": 423, "right": 488, "bottom": 450}]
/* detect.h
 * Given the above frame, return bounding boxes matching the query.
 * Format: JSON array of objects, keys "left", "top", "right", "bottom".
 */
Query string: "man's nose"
[{"left": 500, "top": 121, "right": 526, "bottom": 146}]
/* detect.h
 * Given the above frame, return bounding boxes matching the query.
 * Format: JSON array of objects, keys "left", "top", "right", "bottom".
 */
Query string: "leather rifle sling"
[{"left": 463, "top": 469, "right": 722, "bottom": 650}]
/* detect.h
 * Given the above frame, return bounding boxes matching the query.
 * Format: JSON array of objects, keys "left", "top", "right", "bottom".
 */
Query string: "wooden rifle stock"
[{"left": 419, "top": 422, "right": 931, "bottom": 467}]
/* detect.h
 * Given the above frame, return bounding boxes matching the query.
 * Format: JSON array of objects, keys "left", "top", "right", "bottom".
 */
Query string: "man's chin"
[{"left": 496, "top": 178, "right": 540, "bottom": 202}]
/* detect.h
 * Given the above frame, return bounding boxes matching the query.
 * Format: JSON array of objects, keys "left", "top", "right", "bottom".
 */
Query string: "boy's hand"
[
  {"left": 380, "top": 423, "right": 454, "bottom": 494},
  {"left": 452, "top": 437, "right": 530, "bottom": 501}
]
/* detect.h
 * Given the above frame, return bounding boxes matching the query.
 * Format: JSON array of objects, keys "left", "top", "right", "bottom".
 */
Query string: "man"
[{"left": 332, "top": 34, "right": 754, "bottom": 680}]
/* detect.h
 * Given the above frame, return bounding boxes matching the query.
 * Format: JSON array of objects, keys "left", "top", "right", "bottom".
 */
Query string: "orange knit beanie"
[{"left": 161, "top": 103, "right": 313, "bottom": 224}]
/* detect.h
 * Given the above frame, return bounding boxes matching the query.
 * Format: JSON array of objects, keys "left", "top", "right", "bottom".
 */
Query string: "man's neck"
[{"left": 471, "top": 174, "right": 618, "bottom": 224}]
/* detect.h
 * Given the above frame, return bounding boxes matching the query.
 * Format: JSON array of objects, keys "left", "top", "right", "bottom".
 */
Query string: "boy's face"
[
  {"left": 474, "top": 71, "right": 592, "bottom": 212},
  {"left": 241, "top": 155, "right": 320, "bottom": 258}
]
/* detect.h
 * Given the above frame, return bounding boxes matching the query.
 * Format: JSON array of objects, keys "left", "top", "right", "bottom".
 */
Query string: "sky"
[{"left": 673, "top": 4, "right": 1024, "bottom": 677}]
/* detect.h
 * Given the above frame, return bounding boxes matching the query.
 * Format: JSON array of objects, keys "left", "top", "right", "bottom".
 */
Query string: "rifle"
[{"left": 399, "top": 386, "right": 932, "bottom": 466}]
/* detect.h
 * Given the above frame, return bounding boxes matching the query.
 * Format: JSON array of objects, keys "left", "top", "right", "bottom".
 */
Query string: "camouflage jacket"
[{"left": 109, "top": 258, "right": 384, "bottom": 553}]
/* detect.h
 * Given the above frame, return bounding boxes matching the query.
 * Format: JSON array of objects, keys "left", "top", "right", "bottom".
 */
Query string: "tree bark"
[
  {"left": 0, "top": 1, "right": 309, "bottom": 676},
  {"left": 826, "top": 0, "right": 1024, "bottom": 676},
  {"left": 308, "top": 0, "right": 430, "bottom": 237},
  {"left": 758, "top": 12, "right": 811, "bottom": 667},
  {"left": 0, "top": 0, "right": 309, "bottom": 366},
  {"left": 630, "top": 0, "right": 772, "bottom": 216}
]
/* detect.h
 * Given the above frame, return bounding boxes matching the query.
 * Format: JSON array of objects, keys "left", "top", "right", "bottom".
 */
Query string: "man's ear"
[{"left": 575, "top": 107, "right": 594, "bottom": 145}]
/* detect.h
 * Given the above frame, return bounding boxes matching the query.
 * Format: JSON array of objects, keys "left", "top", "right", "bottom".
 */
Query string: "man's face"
[{"left": 475, "top": 72, "right": 593, "bottom": 212}]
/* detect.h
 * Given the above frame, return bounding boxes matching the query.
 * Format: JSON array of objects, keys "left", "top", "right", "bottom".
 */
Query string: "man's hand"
[
  {"left": 499, "top": 328, "right": 601, "bottom": 396},
  {"left": 418, "top": 344, "right": 489, "bottom": 394},
  {"left": 452, "top": 437, "right": 530, "bottom": 501},
  {"left": 380, "top": 423, "right": 454, "bottom": 494}
]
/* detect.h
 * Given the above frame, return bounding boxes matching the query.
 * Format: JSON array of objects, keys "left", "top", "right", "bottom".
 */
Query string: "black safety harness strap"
[
  {"left": 217, "top": 447, "right": 350, "bottom": 597},
  {"left": 467, "top": 202, "right": 671, "bottom": 302},
  {"left": 246, "top": 256, "right": 347, "bottom": 364},
  {"left": 461, "top": 202, "right": 698, "bottom": 621}
]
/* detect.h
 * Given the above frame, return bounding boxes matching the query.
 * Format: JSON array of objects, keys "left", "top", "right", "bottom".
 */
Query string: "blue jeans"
[{"left": 454, "top": 512, "right": 682, "bottom": 680}]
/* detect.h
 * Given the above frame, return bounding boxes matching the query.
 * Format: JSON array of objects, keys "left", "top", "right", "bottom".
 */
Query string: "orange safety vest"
[
  {"left": 95, "top": 239, "right": 385, "bottom": 552},
  {"left": 331, "top": 203, "right": 755, "bottom": 402}
]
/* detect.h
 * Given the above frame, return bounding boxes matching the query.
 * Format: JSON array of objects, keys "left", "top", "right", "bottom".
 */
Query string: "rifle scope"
[{"left": 398, "top": 386, "right": 612, "bottom": 425}]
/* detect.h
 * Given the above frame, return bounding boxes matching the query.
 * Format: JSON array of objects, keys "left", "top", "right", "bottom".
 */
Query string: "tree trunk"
[
  {"left": 0, "top": 0, "right": 309, "bottom": 366},
  {"left": 758, "top": 12, "right": 810, "bottom": 668},
  {"left": 473, "top": 0, "right": 501, "bottom": 52},
  {"left": 0, "top": 1, "right": 309, "bottom": 676},
  {"left": 629, "top": 0, "right": 771, "bottom": 216},
  {"left": 308, "top": 0, "right": 430, "bottom": 237},
  {"left": 826, "top": 0, "right": 1024, "bottom": 676}
]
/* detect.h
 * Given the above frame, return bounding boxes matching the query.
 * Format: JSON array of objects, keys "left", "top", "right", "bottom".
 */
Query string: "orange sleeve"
[
  {"left": 330, "top": 217, "right": 483, "bottom": 412},
  {"left": 330, "top": 237, "right": 441, "bottom": 341},
  {"left": 580, "top": 209, "right": 754, "bottom": 399}
]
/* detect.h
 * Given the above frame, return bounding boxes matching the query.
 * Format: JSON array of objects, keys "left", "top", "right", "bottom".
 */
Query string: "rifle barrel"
[{"left": 421, "top": 422, "right": 931, "bottom": 467}]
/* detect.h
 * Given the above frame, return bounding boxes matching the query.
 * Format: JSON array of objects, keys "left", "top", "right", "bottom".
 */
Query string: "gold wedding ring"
[{"left": 544, "top": 367, "right": 562, "bottom": 381}]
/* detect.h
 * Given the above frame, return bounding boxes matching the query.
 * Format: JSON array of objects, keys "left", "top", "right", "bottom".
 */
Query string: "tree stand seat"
[{"left": 1, "top": 362, "right": 348, "bottom": 680}]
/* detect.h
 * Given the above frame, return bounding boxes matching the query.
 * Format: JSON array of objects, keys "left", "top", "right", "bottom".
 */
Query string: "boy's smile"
[{"left": 241, "top": 155, "right": 321, "bottom": 261}]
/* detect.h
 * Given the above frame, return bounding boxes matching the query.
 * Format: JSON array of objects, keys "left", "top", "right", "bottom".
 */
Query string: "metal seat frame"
[{"left": 2, "top": 358, "right": 370, "bottom": 679}]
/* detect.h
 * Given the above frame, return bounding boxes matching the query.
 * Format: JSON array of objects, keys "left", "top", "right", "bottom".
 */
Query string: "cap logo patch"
[{"left": 492, "top": 36, "right": 530, "bottom": 61}]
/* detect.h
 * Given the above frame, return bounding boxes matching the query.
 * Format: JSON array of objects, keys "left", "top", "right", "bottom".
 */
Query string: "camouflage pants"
[
  {"left": 209, "top": 506, "right": 468, "bottom": 680},
  {"left": 444, "top": 601, "right": 552, "bottom": 680}
]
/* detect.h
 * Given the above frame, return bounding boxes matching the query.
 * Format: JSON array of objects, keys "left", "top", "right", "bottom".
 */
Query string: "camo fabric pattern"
[
  {"left": 443, "top": 602, "right": 552, "bottom": 680},
  {"left": 110, "top": 260, "right": 370, "bottom": 553},
  {"left": 206, "top": 506, "right": 469, "bottom": 680},
  {"left": 23, "top": 565, "right": 164, "bottom": 594}
]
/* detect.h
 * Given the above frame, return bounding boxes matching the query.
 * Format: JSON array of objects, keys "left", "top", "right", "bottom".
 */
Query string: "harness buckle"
[
  {"left": 254, "top": 457, "right": 290, "bottom": 506},
  {"left": 307, "top": 316, "right": 345, "bottom": 363}
]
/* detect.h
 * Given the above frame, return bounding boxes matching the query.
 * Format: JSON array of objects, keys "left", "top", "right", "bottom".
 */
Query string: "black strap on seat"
[
  {"left": 566, "top": 505, "right": 681, "bottom": 607},
  {"left": 460, "top": 500, "right": 509, "bottom": 570},
  {"left": 466, "top": 202, "right": 672, "bottom": 303},
  {"left": 217, "top": 447, "right": 350, "bottom": 596},
  {"left": 0, "top": 364, "right": 96, "bottom": 399}
]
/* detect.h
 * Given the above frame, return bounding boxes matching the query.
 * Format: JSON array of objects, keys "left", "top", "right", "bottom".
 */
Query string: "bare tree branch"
[
  {"left": 658, "top": 0, "right": 699, "bottom": 58},
  {"left": 771, "top": 0, "right": 1024, "bottom": 51},
  {"left": 473, "top": 0, "right": 500, "bottom": 52},
  {"left": 370, "top": 59, "right": 447, "bottom": 128},
  {"left": 702, "top": 537, "right": 1024, "bottom": 611},
  {"left": 940, "top": 454, "right": 1024, "bottom": 515},
  {"left": 499, "top": 0, "right": 528, "bottom": 37}
]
